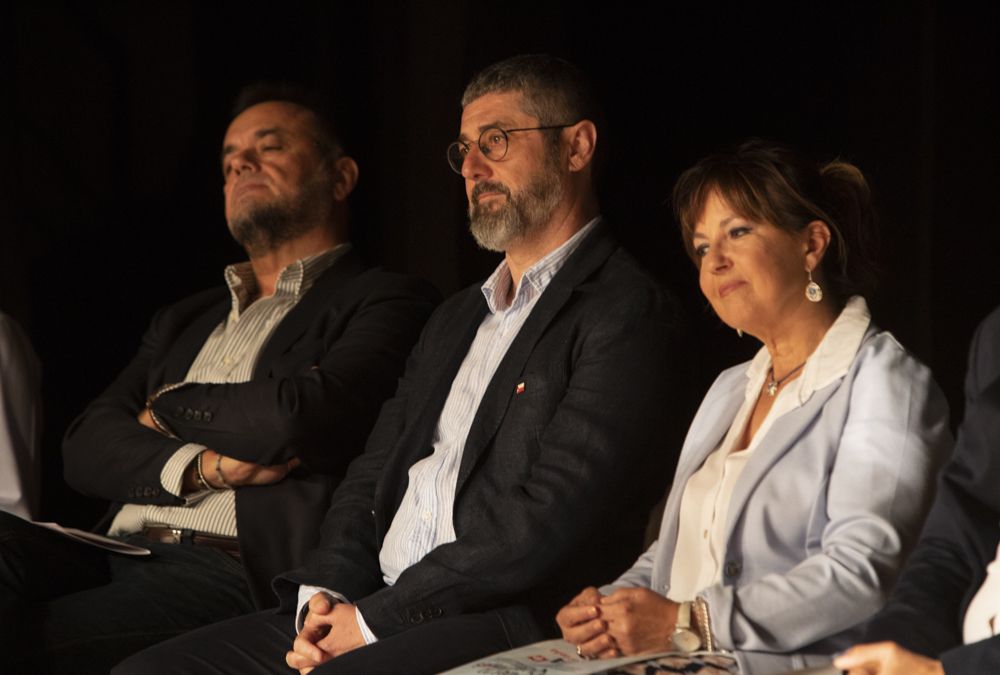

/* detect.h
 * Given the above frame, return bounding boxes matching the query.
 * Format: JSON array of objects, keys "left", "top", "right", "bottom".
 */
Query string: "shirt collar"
[
  {"left": 480, "top": 217, "right": 601, "bottom": 314},
  {"left": 223, "top": 244, "right": 351, "bottom": 315},
  {"left": 745, "top": 295, "right": 872, "bottom": 404}
]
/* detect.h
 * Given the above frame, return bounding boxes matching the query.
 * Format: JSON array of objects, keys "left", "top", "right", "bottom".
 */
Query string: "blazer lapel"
[
  {"left": 723, "top": 380, "right": 842, "bottom": 535},
  {"left": 158, "top": 300, "right": 229, "bottom": 386},
  {"left": 454, "top": 225, "right": 618, "bottom": 494},
  {"left": 653, "top": 383, "right": 745, "bottom": 581},
  {"left": 253, "top": 251, "right": 365, "bottom": 377}
]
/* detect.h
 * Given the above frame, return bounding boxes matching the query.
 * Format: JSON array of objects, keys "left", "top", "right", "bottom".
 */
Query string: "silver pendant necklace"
[{"left": 766, "top": 362, "right": 806, "bottom": 397}]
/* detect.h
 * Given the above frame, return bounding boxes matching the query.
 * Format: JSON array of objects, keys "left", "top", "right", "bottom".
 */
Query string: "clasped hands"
[
  {"left": 137, "top": 407, "right": 298, "bottom": 489},
  {"left": 557, "top": 586, "right": 680, "bottom": 659},
  {"left": 286, "top": 592, "right": 365, "bottom": 674}
]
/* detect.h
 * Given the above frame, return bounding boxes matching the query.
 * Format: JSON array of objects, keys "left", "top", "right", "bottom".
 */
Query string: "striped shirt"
[{"left": 108, "top": 245, "right": 349, "bottom": 538}]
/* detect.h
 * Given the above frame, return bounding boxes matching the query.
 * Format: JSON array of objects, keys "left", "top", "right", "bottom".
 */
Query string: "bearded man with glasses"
[{"left": 116, "top": 54, "right": 691, "bottom": 675}]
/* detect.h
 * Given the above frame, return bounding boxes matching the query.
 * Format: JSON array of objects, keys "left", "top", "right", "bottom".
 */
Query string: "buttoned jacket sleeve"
[{"left": 62, "top": 267, "right": 438, "bottom": 506}]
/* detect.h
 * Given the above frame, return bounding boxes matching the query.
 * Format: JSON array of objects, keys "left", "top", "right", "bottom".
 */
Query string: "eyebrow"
[
  {"left": 457, "top": 120, "right": 513, "bottom": 143},
  {"left": 692, "top": 215, "right": 739, "bottom": 240},
  {"left": 221, "top": 128, "right": 285, "bottom": 163}
]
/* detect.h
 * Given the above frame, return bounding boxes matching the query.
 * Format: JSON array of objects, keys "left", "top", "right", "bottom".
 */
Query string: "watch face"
[{"left": 672, "top": 627, "right": 702, "bottom": 653}]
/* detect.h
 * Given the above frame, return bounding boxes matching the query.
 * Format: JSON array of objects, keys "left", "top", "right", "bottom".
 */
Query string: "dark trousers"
[
  {"left": 0, "top": 511, "right": 255, "bottom": 675},
  {"left": 113, "top": 607, "right": 516, "bottom": 675}
]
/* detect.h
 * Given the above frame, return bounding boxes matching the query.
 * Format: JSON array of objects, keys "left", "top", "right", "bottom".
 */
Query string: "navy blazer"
[
  {"left": 275, "top": 225, "right": 693, "bottom": 644},
  {"left": 63, "top": 251, "right": 439, "bottom": 606},
  {"left": 865, "top": 304, "right": 1000, "bottom": 673}
]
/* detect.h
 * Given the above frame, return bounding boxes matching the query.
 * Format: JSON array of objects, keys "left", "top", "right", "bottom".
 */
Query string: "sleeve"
[
  {"left": 861, "top": 308, "right": 1000, "bottom": 658},
  {"left": 863, "top": 377, "right": 1000, "bottom": 656},
  {"left": 700, "top": 339, "right": 953, "bottom": 653},
  {"left": 296, "top": 285, "right": 688, "bottom": 638},
  {"left": 62, "top": 305, "right": 193, "bottom": 505},
  {"left": 941, "top": 635, "right": 1000, "bottom": 674},
  {"left": 62, "top": 274, "right": 438, "bottom": 504},
  {"left": 273, "top": 318, "right": 430, "bottom": 608},
  {"left": 146, "top": 275, "right": 438, "bottom": 472},
  {"left": 0, "top": 314, "right": 42, "bottom": 519}
]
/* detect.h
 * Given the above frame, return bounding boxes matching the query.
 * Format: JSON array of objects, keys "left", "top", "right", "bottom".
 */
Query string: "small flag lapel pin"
[{"left": 515, "top": 382, "right": 526, "bottom": 394}]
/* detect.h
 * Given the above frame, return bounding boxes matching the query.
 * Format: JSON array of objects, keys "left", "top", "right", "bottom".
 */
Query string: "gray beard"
[{"left": 468, "top": 169, "right": 562, "bottom": 253}]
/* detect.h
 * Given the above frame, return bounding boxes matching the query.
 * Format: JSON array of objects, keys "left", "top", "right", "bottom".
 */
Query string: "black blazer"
[
  {"left": 864, "top": 305, "right": 1000, "bottom": 673},
  {"left": 63, "top": 251, "right": 439, "bottom": 606},
  {"left": 276, "top": 225, "right": 693, "bottom": 643}
]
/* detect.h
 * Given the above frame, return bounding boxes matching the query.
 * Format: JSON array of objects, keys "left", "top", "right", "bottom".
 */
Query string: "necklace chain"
[{"left": 766, "top": 362, "right": 806, "bottom": 397}]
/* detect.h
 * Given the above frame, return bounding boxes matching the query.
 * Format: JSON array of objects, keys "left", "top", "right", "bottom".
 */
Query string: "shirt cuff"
[
  {"left": 160, "top": 443, "right": 208, "bottom": 499},
  {"left": 355, "top": 606, "right": 377, "bottom": 645}
]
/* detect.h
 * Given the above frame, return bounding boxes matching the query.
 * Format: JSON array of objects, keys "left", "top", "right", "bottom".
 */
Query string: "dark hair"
[
  {"left": 673, "top": 139, "right": 879, "bottom": 303},
  {"left": 231, "top": 82, "right": 345, "bottom": 162},
  {"left": 461, "top": 54, "right": 604, "bottom": 158}
]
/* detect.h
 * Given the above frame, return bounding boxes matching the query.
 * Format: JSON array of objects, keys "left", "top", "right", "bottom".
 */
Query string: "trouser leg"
[
  {"left": 116, "top": 609, "right": 514, "bottom": 675},
  {"left": 39, "top": 537, "right": 255, "bottom": 674},
  {"left": 0, "top": 512, "right": 112, "bottom": 673},
  {"left": 112, "top": 609, "right": 296, "bottom": 675}
]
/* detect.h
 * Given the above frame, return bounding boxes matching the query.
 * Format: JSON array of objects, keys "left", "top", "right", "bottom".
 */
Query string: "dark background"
[{"left": 4, "top": 1, "right": 997, "bottom": 525}]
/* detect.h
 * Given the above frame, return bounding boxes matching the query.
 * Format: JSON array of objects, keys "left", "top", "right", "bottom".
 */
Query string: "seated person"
[
  {"left": 836, "top": 305, "right": 1000, "bottom": 675},
  {"left": 112, "top": 54, "right": 691, "bottom": 675},
  {"left": 0, "top": 83, "right": 438, "bottom": 674},
  {"left": 556, "top": 141, "right": 953, "bottom": 674},
  {"left": 0, "top": 310, "right": 42, "bottom": 520}
]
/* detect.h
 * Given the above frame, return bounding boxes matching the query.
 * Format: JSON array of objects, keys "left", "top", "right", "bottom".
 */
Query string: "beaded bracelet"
[
  {"left": 195, "top": 451, "right": 221, "bottom": 492},
  {"left": 215, "top": 453, "right": 232, "bottom": 489}
]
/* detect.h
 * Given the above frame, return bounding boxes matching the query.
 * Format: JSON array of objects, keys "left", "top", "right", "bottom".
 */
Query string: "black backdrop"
[{"left": 4, "top": 1, "right": 998, "bottom": 524}]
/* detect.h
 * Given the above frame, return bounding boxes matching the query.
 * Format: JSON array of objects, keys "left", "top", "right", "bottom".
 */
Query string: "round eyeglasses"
[{"left": 446, "top": 124, "right": 575, "bottom": 175}]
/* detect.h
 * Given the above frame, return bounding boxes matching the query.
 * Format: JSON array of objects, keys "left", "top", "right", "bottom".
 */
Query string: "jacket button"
[
  {"left": 193, "top": 410, "right": 202, "bottom": 421},
  {"left": 724, "top": 561, "right": 742, "bottom": 578},
  {"left": 204, "top": 412, "right": 213, "bottom": 423},
  {"left": 175, "top": 406, "right": 184, "bottom": 416},
  {"left": 184, "top": 408, "right": 194, "bottom": 420}
]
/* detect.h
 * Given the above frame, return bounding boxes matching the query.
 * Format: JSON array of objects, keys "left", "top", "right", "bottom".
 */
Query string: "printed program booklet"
[{"left": 440, "top": 639, "right": 739, "bottom": 674}]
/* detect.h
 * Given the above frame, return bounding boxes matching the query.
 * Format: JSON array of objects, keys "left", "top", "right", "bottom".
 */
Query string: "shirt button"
[
  {"left": 422, "top": 511, "right": 432, "bottom": 521},
  {"left": 702, "top": 529, "right": 709, "bottom": 539},
  {"left": 223, "top": 357, "right": 233, "bottom": 366}
]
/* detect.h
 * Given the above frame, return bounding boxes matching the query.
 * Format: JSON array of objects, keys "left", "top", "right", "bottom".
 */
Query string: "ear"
[
  {"left": 331, "top": 156, "right": 359, "bottom": 201},
  {"left": 565, "top": 120, "right": 597, "bottom": 173},
  {"left": 803, "top": 219, "right": 832, "bottom": 273}
]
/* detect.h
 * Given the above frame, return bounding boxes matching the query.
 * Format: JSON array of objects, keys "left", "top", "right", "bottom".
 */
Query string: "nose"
[
  {"left": 226, "top": 148, "right": 258, "bottom": 178},
  {"left": 460, "top": 144, "right": 492, "bottom": 181},
  {"left": 703, "top": 242, "right": 731, "bottom": 273}
]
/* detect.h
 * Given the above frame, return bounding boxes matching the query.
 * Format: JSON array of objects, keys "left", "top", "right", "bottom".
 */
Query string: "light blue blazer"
[{"left": 604, "top": 327, "right": 953, "bottom": 674}]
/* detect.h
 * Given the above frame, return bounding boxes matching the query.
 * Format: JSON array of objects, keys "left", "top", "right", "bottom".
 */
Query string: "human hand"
[
  {"left": 204, "top": 449, "right": 300, "bottom": 488},
  {"left": 286, "top": 592, "right": 337, "bottom": 674},
  {"left": 834, "top": 642, "right": 945, "bottom": 675},
  {"left": 598, "top": 587, "right": 679, "bottom": 656},
  {"left": 556, "top": 586, "right": 619, "bottom": 659},
  {"left": 286, "top": 593, "right": 364, "bottom": 674}
]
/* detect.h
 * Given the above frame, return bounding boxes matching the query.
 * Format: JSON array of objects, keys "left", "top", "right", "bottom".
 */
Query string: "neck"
[
  {"left": 504, "top": 188, "right": 599, "bottom": 289},
  {"left": 759, "top": 299, "right": 839, "bottom": 378},
  {"left": 247, "top": 224, "right": 344, "bottom": 298}
]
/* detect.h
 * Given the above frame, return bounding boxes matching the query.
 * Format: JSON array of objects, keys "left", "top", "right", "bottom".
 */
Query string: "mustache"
[{"left": 471, "top": 181, "right": 512, "bottom": 204}]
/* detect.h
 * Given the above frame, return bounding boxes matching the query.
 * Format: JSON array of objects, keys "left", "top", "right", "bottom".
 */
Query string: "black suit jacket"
[
  {"left": 276, "top": 225, "right": 692, "bottom": 643},
  {"left": 864, "top": 304, "right": 1000, "bottom": 673},
  {"left": 62, "top": 251, "right": 439, "bottom": 606}
]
